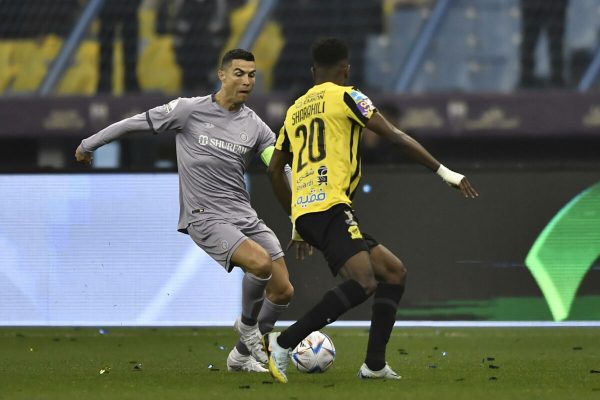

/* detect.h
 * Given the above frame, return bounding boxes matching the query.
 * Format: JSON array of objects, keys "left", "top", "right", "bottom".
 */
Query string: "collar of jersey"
[{"left": 211, "top": 93, "right": 245, "bottom": 114}]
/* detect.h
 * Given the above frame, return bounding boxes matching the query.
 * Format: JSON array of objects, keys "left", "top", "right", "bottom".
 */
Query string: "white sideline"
[
  {"left": 3, "top": 321, "right": 600, "bottom": 327},
  {"left": 319, "top": 321, "right": 600, "bottom": 328}
]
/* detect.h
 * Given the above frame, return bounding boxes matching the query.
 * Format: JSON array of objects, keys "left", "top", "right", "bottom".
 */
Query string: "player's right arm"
[
  {"left": 366, "top": 112, "right": 479, "bottom": 199},
  {"left": 75, "top": 113, "right": 151, "bottom": 164},
  {"left": 267, "top": 147, "right": 293, "bottom": 216},
  {"left": 268, "top": 146, "right": 313, "bottom": 260},
  {"left": 268, "top": 127, "right": 313, "bottom": 259},
  {"left": 75, "top": 97, "right": 191, "bottom": 165},
  {"left": 366, "top": 112, "right": 440, "bottom": 171},
  {"left": 268, "top": 126, "right": 293, "bottom": 214}
]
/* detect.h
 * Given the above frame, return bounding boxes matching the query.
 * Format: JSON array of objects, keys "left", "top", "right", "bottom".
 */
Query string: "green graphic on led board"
[{"left": 525, "top": 182, "right": 600, "bottom": 321}]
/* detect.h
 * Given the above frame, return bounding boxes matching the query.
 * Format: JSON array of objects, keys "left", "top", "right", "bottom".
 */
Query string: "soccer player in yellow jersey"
[{"left": 262, "top": 38, "right": 478, "bottom": 383}]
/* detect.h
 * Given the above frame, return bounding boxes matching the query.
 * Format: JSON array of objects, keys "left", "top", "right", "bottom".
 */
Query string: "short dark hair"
[
  {"left": 220, "top": 49, "right": 255, "bottom": 68},
  {"left": 311, "top": 38, "right": 349, "bottom": 67}
]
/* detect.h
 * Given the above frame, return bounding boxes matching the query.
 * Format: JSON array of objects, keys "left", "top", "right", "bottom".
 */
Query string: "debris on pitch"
[{"left": 99, "top": 367, "right": 111, "bottom": 375}]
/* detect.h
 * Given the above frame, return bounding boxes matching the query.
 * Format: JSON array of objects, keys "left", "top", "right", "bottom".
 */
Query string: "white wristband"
[{"left": 436, "top": 164, "right": 464, "bottom": 186}]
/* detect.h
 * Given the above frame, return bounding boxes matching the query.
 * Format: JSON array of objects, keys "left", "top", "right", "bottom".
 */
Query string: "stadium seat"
[
  {"left": 57, "top": 40, "right": 99, "bottom": 95},
  {"left": 0, "top": 41, "right": 15, "bottom": 92},
  {"left": 220, "top": 0, "right": 284, "bottom": 92},
  {"left": 10, "top": 37, "right": 60, "bottom": 93},
  {"left": 136, "top": 7, "right": 181, "bottom": 94}
]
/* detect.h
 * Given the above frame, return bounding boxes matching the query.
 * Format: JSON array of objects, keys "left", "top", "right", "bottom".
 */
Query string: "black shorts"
[{"left": 295, "top": 203, "right": 379, "bottom": 275}]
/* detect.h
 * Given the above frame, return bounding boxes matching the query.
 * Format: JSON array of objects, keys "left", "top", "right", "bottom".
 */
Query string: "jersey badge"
[
  {"left": 344, "top": 210, "right": 358, "bottom": 226},
  {"left": 349, "top": 90, "right": 374, "bottom": 117},
  {"left": 348, "top": 225, "right": 363, "bottom": 240},
  {"left": 349, "top": 90, "right": 367, "bottom": 102},
  {"left": 317, "top": 166, "right": 328, "bottom": 185}
]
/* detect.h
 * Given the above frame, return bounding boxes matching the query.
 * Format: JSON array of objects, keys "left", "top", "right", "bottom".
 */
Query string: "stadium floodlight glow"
[{"left": 525, "top": 182, "right": 600, "bottom": 321}]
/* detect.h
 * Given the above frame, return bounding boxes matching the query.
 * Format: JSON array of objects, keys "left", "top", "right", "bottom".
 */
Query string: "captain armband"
[{"left": 260, "top": 146, "right": 275, "bottom": 167}]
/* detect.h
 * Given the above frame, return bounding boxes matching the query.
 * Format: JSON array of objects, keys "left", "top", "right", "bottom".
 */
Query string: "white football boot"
[
  {"left": 262, "top": 332, "right": 290, "bottom": 383},
  {"left": 357, "top": 363, "right": 401, "bottom": 380},
  {"left": 226, "top": 347, "right": 268, "bottom": 372},
  {"left": 234, "top": 318, "right": 268, "bottom": 364}
]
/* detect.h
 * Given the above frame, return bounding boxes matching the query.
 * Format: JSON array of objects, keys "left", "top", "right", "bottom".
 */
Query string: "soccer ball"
[{"left": 290, "top": 331, "right": 336, "bottom": 373}]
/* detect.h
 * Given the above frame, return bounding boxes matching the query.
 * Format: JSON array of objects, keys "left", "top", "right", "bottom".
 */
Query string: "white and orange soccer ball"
[{"left": 290, "top": 331, "right": 336, "bottom": 373}]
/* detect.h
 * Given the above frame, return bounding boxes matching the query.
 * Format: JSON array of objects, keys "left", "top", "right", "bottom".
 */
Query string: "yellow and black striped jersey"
[{"left": 275, "top": 82, "right": 377, "bottom": 221}]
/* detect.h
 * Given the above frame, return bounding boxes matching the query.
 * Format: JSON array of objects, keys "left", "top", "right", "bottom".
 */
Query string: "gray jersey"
[{"left": 82, "top": 95, "right": 275, "bottom": 232}]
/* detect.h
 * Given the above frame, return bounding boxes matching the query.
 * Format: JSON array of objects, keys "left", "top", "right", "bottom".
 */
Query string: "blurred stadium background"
[{"left": 0, "top": 0, "right": 599, "bottom": 325}]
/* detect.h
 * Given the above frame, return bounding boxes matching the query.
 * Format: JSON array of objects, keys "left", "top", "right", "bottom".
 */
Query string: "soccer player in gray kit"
[{"left": 76, "top": 49, "right": 304, "bottom": 373}]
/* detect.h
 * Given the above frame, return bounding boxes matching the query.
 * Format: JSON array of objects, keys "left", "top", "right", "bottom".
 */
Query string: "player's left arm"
[
  {"left": 265, "top": 125, "right": 313, "bottom": 259},
  {"left": 366, "top": 112, "right": 478, "bottom": 199},
  {"left": 257, "top": 121, "right": 293, "bottom": 212}
]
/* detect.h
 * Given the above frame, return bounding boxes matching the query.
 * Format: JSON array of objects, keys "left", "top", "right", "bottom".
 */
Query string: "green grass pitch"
[{"left": 1, "top": 327, "right": 599, "bottom": 400}]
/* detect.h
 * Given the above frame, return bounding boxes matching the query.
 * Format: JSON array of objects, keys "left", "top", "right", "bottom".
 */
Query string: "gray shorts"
[{"left": 187, "top": 216, "right": 284, "bottom": 272}]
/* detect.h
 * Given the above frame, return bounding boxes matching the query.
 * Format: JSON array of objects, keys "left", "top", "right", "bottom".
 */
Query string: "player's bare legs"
[
  {"left": 370, "top": 244, "right": 407, "bottom": 285},
  {"left": 338, "top": 251, "right": 378, "bottom": 295},
  {"left": 232, "top": 239, "right": 272, "bottom": 278},
  {"left": 265, "top": 257, "right": 294, "bottom": 305},
  {"left": 230, "top": 256, "right": 294, "bottom": 371},
  {"left": 265, "top": 251, "right": 374, "bottom": 382},
  {"left": 228, "top": 239, "right": 272, "bottom": 369},
  {"left": 259, "top": 257, "right": 294, "bottom": 342},
  {"left": 227, "top": 242, "right": 294, "bottom": 372},
  {"left": 357, "top": 244, "right": 406, "bottom": 379}
]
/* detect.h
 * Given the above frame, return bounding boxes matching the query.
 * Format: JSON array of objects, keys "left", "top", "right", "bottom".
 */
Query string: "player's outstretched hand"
[
  {"left": 75, "top": 145, "right": 93, "bottom": 165},
  {"left": 286, "top": 240, "right": 314, "bottom": 261},
  {"left": 457, "top": 177, "right": 478, "bottom": 199},
  {"left": 436, "top": 165, "right": 477, "bottom": 198}
]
